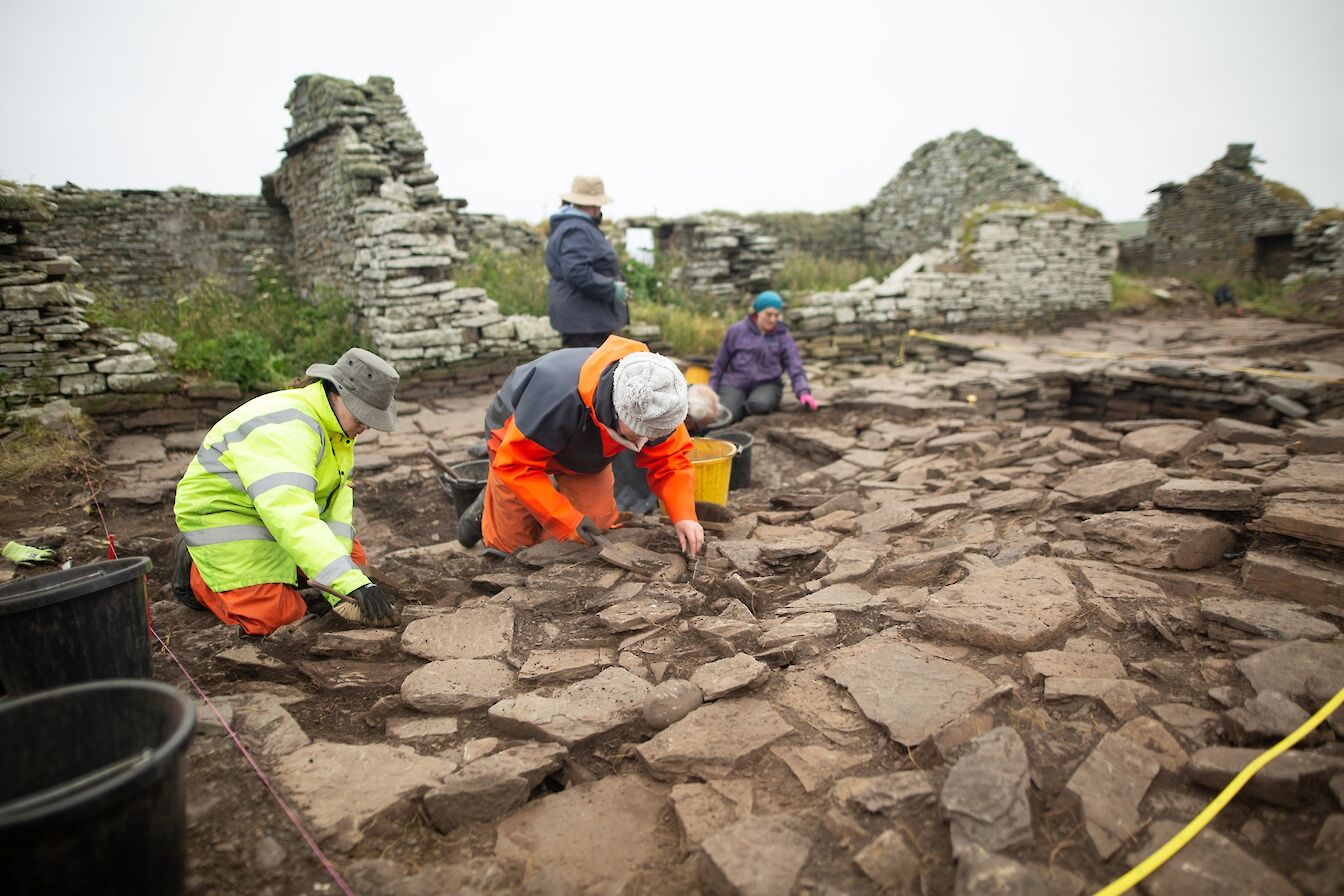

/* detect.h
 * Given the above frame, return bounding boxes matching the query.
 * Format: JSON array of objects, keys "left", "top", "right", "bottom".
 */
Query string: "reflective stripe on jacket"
[
  {"left": 486, "top": 335, "right": 697, "bottom": 538},
  {"left": 173, "top": 381, "right": 370, "bottom": 596}
]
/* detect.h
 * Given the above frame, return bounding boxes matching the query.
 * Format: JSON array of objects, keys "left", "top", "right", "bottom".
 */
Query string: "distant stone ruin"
[
  {"left": 863, "top": 130, "right": 1066, "bottom": 263},
  {"left": 620, "top": 215, "right": 782, "bottom": 300},
  {"left": 1124, "top": 144, "right": 1313, "bottom": 281},
  {"left": 41, "top": 75, "right": 556, "bottom": 373},
  {"left": 792, "top": 204, "right": 1117, "bottom": 361},
  {"left": 1287, "top": 210, "right": 1344, "bottom": 284}
]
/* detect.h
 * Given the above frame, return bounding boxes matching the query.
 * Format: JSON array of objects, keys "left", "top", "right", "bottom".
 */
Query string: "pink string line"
[{"left": 81, "top": 461, "right": 355, "bottom": 896}]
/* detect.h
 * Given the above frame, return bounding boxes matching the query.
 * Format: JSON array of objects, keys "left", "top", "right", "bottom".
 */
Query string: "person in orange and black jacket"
[{"left": 456, "top": 335, "right": 704, "bottom": 559}]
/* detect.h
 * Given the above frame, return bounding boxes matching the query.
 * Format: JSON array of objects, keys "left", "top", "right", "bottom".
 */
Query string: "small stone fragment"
[
  {"left": 690, "top": 653, "right": 771, "bottom": 701},
  {"left": 642, "top": 679, "right": 704, "bottom": 729}
]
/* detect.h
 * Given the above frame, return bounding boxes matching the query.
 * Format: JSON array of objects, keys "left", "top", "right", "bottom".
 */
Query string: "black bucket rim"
[
  {"left": 0, "top": 679, "right": 195, "bottom": 829},
  {"left": 702, "top": 405, "right": 735, "bottom": 433},
  {"left": 449, "top": 459, "right": 490, "bottom": 485},
  {"left": 0, "top": 557, "right": 151, "bottom": 617},
  {"left": 715, "top": 430, "right": 755, "bottom": 452}
]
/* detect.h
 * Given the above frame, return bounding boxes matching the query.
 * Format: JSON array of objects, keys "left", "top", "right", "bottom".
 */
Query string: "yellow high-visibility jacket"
[{"left": 173, "top": 381, "right": 371, "bottom": 597}]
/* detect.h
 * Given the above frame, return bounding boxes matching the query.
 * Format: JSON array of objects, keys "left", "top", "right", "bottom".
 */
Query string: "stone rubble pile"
[
  {"left": 125, "top": 343, "right": 1344, "bottom": 893},
  {"left": 622, "top": 214, "right": 782, "bottom": 302},
  {"left": 1287, "top": 212, "right": 1344, "bottom": 284},
  {"left": 0, "top": 183, "right": 175, "bottom": 410},
  {"left": 270, "top": 75, "right": 558, "bottom": 371}
]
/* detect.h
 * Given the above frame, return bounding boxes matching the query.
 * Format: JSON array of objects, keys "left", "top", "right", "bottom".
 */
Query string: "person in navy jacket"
[
  {"left": 545, "top": 176, "right": 629, "bottom": 348},
  {"left": 710, "top": 291, "right": 817, "bottom": 422}
]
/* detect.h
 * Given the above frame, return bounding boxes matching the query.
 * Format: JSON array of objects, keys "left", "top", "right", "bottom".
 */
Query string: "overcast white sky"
[{"left": 3, "top": 0, "right": 1342, "bottom": 224}]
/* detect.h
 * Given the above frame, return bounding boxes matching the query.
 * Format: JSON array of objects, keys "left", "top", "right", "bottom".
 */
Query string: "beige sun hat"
[
  {"left": 306, "top": 348, "right": 400, "bottom": 433},
  {"left": 560, "top": 175, "right": 614, "bottom": 207}
]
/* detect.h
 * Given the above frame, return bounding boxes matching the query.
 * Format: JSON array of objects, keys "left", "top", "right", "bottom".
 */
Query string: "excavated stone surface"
[
  {"left": 487, "top": 667, "right": 651, "bottom": 746},
  {"left": 637, "top": 699, "right": 794, "bottom": 780},
  {"left": 1083, "top": 510, "right": 1237, "bottom": 570},
  {"left": 916, "top": 556, "right": 1080, "bottom": 651},
  {"left": 1064, "top": 732, "right": 1160, "bottom": 859},
  {"left": 1054, "top": 459, "right": 1167, "bottom": 511},
  {"left": 400, "top": 607, "right": 514, "bottom": 660}
]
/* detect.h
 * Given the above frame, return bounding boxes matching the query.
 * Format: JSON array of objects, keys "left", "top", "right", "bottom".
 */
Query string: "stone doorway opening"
[{"left": 1253, "top": 232, "right": 1294, "bottom": 280}]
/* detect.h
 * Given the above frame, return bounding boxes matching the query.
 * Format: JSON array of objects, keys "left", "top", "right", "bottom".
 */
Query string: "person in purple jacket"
[{"left": 710, "top": 291, "right": 818, "bottom": 422}]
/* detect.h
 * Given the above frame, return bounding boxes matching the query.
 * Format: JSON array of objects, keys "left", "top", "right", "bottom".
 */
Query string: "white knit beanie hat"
[{"left": 613, "top": 352, "right": 688, "bottom": 438}]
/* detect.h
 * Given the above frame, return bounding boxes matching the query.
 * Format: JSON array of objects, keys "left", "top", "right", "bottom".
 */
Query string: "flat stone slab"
[
  {"left": 105, "top": 434, "right": 167, "bottom": 468},
  {"left": 698, "top": 815, "right": 810, "bottom": 896},
  {"left": 915, "top": 556, "right": 1080, "bottom": 652},
  {"left": 671, "top": 780, "right": 753, "bottom": 845},
  {"left": 518, "top": 648, "right": 616, "bottom": 683},
  {"left": 1023, "top": 648, "right": 1126, "bottom": 682},
  {"left": 1054, "top": 459, "right": 1167, "bottom": 512},
  {"left": 819, "top": 545, "right": 881, "bottom": 585},
  {"left": 1210, "top": 417, "right": 1285, "bottom": 445},
  {"left": 1225, "top": 690, "right": 1311, "bottom": 743},
  {"left": 940, "top": 727, "right": 1032, "bottom": 856},
  {"left": 1253, "top": 495, "right": 1344, "bottom": 548},
  {"left": 1115, "top": 717, "right": 1188, "bottom": 773},
  {"left": 1153, "top": 478, "right": 1258, "bottom": 511},
  {"left": 637, "top": 698, "right": 794, "bottom": 780},
  {"left": 273, "top": 740, "right": 460, "bottom": 851},
  {"left": 1262, "top": 458, "right": 1344, "bottom": 495},
  {"left": 759, "top": 612, "right": 837, "bottom": 649},
  {"left": 217, "top": 644, "right": 293, "bottom": 676},
  {"left": 1083, "top": 510, "right": 1237, "bottom": 570},
  {"left": 422, "top": 742, "right": 566, "bottom": 830},
  {"left": 599, "top": 597, "right": 681, "bottom": 632},
  {"left": 1064, "top": 732, "right": 1160, "bottom": 859},
  {"left": 690, "top": 653, "right": 771, "bottom": 701},
  {"left": 1119, "top": 424, "right": 1205, "bottom": 464},
  {"left": 229, "top": 694, "right": 311, "bottom": 759},
  {"left": 1188, "top": 746, "right": 1344, "bottom": 807},
  {"left": 384, "top": 715, "right": 459, "bottom": 741},
  {"left": 851, "top": 502, "right": 921, "bottom": 535},
  {"left": 1200, "top": 596, "right": 1338, "bottom": 641},
  {"left": 1236, "top": 639, "right": 1344, "bottom": 701},
  {"left": 772, "top": 671, "right": 872, "bottom": 746},
  {"left": 487, "top": 666, "right": 650, "bottom": 746},
  {"left": 1291, "top": 426, "right": 1344, "bottom": 454},
  {"left": 1045, "top": 678, "right": 1148, "bottom": 722},
  {"left": 1133, "top": 821, "right": 1301, "bottom": 896},
  {"left": 770, "top": 744, "right": 870, "bottom": 793},
  {"left": 825, "top": 636, "right": 1000, "bottom": 749},
  {"left": 400, "top": 659, "right": 515, "bottom": 713},
  {"left": 295, "top": 659, "right": 416, "bottom": 692},
  {"left": 1072, "top": 563, "right": 1168, "bottom": 602},
  {"left": 1241, "top": 550, "right": 1344, "bottom": 608},
  {"left": 495, "top": 776, "right": 673, "bottom": 894},
  {"left": 955, "top": 844, "right": 1049, "bottom": 896},
  {"left": 401, "top": 606, "right": 514, "bottom": 660},
  {"left": 311, "top": 629, "right": 398, "bottom": 659},
  {"left": 978, "top": 488, "right": 1044, "bottom": 513},
  {"left": 780, "top": 583, "right": 887, "bottom": 615},
  {"left": 832, "top": 771, "right": 936, "bottom": 815}
]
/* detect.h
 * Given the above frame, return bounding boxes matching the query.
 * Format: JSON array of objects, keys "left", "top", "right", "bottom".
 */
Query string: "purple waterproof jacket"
[{"left": 709, "top": 315, "right": 812, "bottom": 397}]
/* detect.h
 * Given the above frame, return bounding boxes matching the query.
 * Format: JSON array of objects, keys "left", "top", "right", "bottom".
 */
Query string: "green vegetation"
[
  {"left": 1264, "top": 179, "right": 1311, "bottom": 209},
  {"left": 0, "top": 180, "right": 53, "bottom": 221},
  {"left": 87, "top": 266, "right": 368, "bottom": 391},
  {"left": 1109, "top": 272, "right": 1164, "bottom": 313},
  {"left": 1303, "top": 207, "right": 1344, "bottom": 233},
  {"left": 774, "top": 252, "right": 891, "bottom": 292},
  {"left": 453, "top": 247, "right": 549, "bottom": 317},
  {"left": 0, "top": 416, "right": 97, "bottom": 484}
]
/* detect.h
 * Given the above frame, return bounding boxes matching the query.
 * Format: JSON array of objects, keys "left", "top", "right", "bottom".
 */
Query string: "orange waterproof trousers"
[
  {"left": 189, "top": 540, "right": 367, "bottom": 636},
  {"left": 481, "top": 443, "right": 618, "bottom": 555}
]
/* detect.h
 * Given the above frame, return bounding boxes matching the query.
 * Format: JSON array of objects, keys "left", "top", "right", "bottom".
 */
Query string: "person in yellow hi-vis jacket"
[{"left": 170, "top": 348, "right": 399, "bottom": 634}]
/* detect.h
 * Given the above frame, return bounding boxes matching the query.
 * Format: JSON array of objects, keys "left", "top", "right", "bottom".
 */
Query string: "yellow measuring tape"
[
  {"left": 1092, "top": 684, "right": 1344, "bottom": 895},
  {"left": 904, "top": 328, "right": 1344, "bottom": 384}
]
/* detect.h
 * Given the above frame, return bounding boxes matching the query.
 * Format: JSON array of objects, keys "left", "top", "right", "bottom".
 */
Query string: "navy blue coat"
[{"left": 545, "top": 209, "right": 627, "bottom": 335}]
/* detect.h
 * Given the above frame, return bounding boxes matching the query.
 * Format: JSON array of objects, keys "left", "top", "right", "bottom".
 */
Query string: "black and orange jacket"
[{"left": 483, "top": 335, "right": 696, "bottom": 539}]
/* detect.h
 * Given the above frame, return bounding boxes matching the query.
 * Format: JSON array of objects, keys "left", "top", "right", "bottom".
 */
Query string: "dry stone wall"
[
  {"left": 791, "top": 207, "right": 1116, "bottom": 359},
  {"left": 268, "top": 75, "right": 557, "bottom": 371},
  {"left": 1, "top": 183, "right": 175, "bottom": 410},
  {"left": 622, "top": 215, "right": 781, "bottom": 302},
  {"left": 1287, "top": 212, "right": 1344, "bottom": 283},
  {"left": 863, "top": 130, "right": 1065, "bottom": 263},
  {"left": 1133, "top": 144, "right": 1312, "bottom": 280},
  {"left": 44, "top": 186, "right": 293, "bottom": 300}
]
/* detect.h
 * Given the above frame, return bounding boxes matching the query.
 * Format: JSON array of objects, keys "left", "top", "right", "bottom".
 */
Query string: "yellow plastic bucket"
[
  {"left": 684, "top": 365, "right": 711, "bottom": 386},
  {"left": 689, "top": 437, "right": 735, "bottom": 506}
]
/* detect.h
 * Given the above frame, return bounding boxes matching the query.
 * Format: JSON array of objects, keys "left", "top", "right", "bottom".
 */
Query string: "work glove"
[
  {"left": 612, "top": 281, "right": 627, "bottom": 305},
  {"left": 331, "top": 583, "right": 397, "bottom": 627},
  {"left": 575, "top": 516, "right": 604, "bottom": 546},
  {"left": 3, "top": 541, "right": 56, "bottom": 566},
  {"left": 799, "top": 393, "right": 818, "bottom": 411}
]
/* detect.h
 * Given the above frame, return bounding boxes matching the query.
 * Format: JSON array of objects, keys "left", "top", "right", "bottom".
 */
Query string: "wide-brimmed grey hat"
[{"left": 306, "top": 348, "right": 400, "bottom": 432}]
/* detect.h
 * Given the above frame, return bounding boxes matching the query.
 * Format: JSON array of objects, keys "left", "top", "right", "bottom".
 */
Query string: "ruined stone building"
[
  {"left": 41, "top": 75, "right": 553, "bottom": 374},
  {"left": 1123, "top": 144, "right": 1313, "bottom": 281}
]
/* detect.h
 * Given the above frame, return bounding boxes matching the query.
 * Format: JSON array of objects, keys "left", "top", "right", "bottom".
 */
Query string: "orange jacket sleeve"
[
  {"left": 637, "top": 425, "right": 697, "bottom": 523},
  {"left": 492, "top": 419, "right": 586, "bottom": 539}
]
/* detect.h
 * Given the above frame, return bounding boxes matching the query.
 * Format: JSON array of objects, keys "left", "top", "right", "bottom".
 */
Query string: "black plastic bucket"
[
  {"left": 0, "top": 557, "right": 152, "bottom": 698},
  {"left": 0, "top": 679, "right": 196, "bottom": 895},
  {"left": 442, "top": 459, "right": 490, "bottom": 517},
  {"left": 716, "top": 431, "right": 755, "bottom": 491},
  {"left": 702, "top": 405, "right": 734, "bottom": 434}
]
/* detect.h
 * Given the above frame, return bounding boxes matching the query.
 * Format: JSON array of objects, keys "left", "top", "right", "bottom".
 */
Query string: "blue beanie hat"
[{"left": 752, "top": 291, "right": 784, "bottom": 313}]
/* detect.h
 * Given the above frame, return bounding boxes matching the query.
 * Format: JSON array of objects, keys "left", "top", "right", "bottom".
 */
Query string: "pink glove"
[{"left": 799, "top": 393, "right": 818, "bottom": 411}]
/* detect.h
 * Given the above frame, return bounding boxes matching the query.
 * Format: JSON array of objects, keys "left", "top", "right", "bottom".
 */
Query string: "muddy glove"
[
  {"left": 3, "top": 541, "right": 56, "bottom": 566},
  {"left": 575, "top": 516, "right": 604, "bottom": 546},
  {"left": 331, "top": 583, "right": 397, "bottom": 627}
]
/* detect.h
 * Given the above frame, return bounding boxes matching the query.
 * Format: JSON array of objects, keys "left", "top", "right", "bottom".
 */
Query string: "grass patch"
[
  {"left": 452, "top": 247, "right": 549, "bottom": 317},
  {"left": 1109, "top": 272, "right": 1163, "bottom": 313},
  {"left": 1303, "top": 207, "right": 1344, "bottom": 233},
  {"left": 0, "top": 417, "right": 97, "bottom": 484},
  {"left": 86, "top": 266, "right": 368, "bottom": 391},
  {"left": 774, "top": 252, "right": 892, "bottom": 292},
  {"left": 1264, "top": 179, "right": 1311, "bottom": 209}
]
